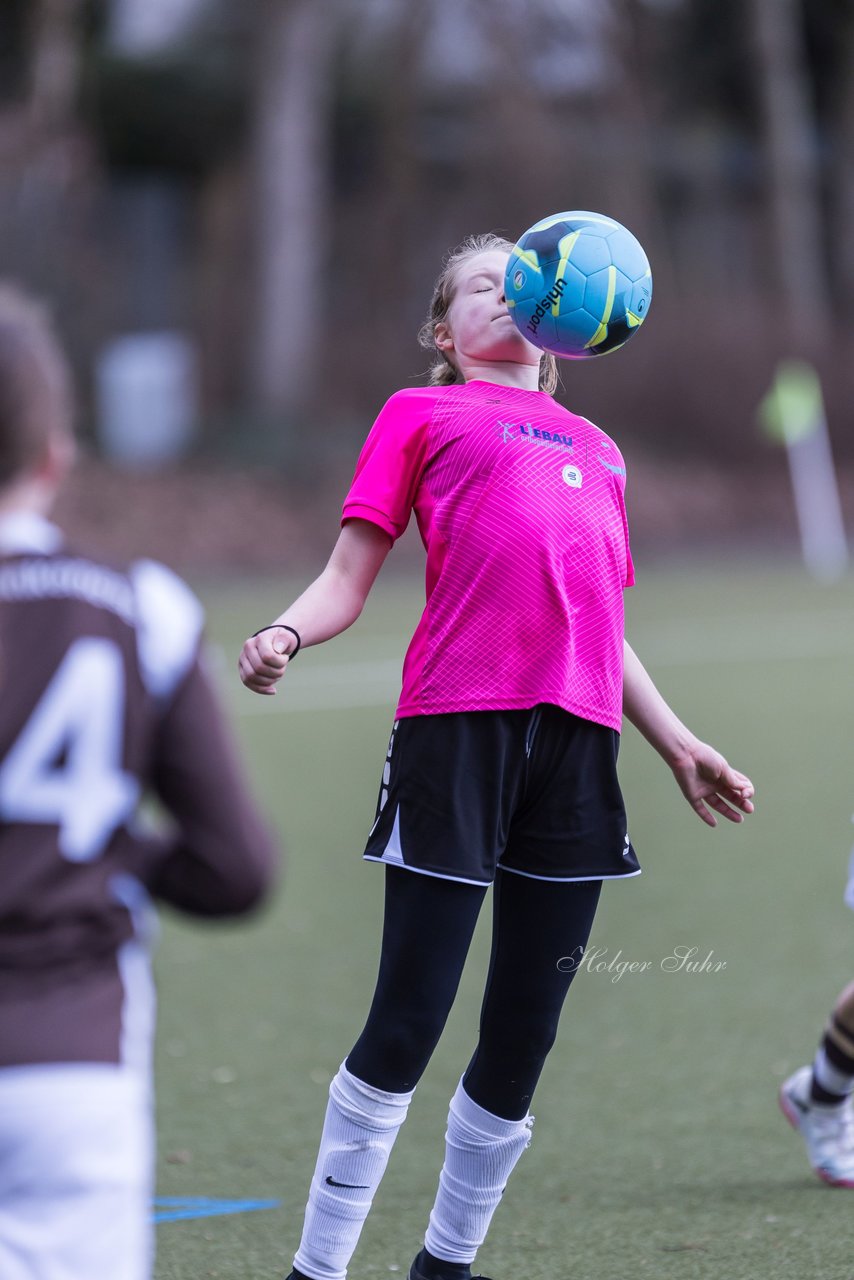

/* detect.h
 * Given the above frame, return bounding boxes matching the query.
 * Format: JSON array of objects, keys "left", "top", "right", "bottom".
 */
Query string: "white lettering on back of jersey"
[
  {"left": 0, "top": 559, "right": 135, "bottom": 623},
  {"left": 0, "top": 638, "right": 140, "bottom": 861}
]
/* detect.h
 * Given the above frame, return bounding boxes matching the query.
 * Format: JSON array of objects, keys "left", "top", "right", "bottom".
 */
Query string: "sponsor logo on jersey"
[
  {"left": 496, "top": 421, "right": 573, "bottom": 452},
  {"left": 562, "top": 464, "right": 583, "bottom": 488}
]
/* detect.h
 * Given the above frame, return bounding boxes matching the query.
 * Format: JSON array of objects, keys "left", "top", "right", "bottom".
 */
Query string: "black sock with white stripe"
[{"left": 810, "top": 1018, "right": 854, "bottom": 1106}]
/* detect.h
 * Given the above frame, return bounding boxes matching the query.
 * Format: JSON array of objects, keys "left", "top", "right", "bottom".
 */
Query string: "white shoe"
[{"left": 779, "top": 1065, "right": 854, "bottom": 1187}]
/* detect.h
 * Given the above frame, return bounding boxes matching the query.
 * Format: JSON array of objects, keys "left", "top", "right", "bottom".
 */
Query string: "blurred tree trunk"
[
  {"left": 472, "top": 0, "right": 670, "bottom": 286},
  {"left": 600, "top": 0, "right": 675, "bottom": 296},
  {"left": 369, "top": 0, "right": 433, "bottom": 370},
  {"left": 0, "top": 0, "right": 100, "bottom": 358},
  {"left": 0, "top": 0, "right": 85, "bottom": 184},
  {"left": 470, "top": 0, "right": 562, "bottom": 233},
  {"left": 750, "top": 0, "right": 830, "bottom": 348},
  {"left": 29, "top": 0, "right": 82, "bottom": 137},
  {"left": 829, "top": 20, "right": 854, "bottom": 318},
  {"left": 249, "top": 0, "right": 339, "bottom": 420}
]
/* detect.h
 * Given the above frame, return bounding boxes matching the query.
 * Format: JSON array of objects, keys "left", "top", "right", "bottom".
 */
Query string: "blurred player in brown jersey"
[{"left": 0, "top": 284, "right": 278, "bottom": 1280}]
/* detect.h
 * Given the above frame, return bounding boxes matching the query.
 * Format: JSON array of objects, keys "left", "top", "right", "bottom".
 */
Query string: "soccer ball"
[{"left": 504, "top": 211, "right": 652, "bottom": 359}]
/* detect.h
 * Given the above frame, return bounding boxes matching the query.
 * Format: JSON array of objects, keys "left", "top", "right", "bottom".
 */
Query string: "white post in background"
[
  {"left": 759, "top": 360, "right": 849, "bottom": 583},
  {"left": 96, "top": 333, "right": 198, "bottom": 470},
  {"left": 105, "top": 0, "right": 209, "bottom": 53}
]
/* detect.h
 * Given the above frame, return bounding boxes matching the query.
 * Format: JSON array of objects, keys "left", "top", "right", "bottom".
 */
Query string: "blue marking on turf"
[{"left": 153, "top": 1196, "right": 280, "bottom": 1224}]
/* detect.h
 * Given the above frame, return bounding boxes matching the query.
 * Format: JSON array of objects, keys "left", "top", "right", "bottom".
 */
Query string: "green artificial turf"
[{"left": 152, "top": 562, "right": 854, "bottom": 1280}]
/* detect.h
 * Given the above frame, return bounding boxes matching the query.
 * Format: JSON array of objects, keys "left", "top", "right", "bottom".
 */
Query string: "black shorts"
[{"left": 363, "top": 705, "right": 640, "bottom": 885}]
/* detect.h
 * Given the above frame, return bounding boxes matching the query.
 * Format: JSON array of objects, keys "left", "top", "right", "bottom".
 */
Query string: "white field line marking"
[
  {"left": 229, "top": 658, "right": 402, "bottom": 714},
  {"left": 222, "top": 611, "right": 854, "bottom": 715}
]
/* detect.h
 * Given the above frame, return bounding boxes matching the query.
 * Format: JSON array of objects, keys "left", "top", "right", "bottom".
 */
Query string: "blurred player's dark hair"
[{"left": 0, "top": 285, "right": 73, "bottom": 487}]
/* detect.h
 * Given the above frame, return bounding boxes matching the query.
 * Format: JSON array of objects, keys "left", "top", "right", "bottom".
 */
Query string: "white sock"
[
  {"left": 424, "top": 1080, "right": 534, "bottom": 1266},
  {"left": 813, "top": 1046, "right": 854, "bottom": 1102},
  {"left": 294, "top": 1063, "right": 415, "bottom": 1280}
]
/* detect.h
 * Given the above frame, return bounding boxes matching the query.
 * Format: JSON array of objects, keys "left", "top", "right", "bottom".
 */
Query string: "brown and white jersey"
[{"left": 0, "top": 514, "right": 276, "bottom": 1068}]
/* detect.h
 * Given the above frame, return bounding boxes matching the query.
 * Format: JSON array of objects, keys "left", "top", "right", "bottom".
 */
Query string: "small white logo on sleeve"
[{"left": 562, "top": 464, "right": 583, "bottom": 489}]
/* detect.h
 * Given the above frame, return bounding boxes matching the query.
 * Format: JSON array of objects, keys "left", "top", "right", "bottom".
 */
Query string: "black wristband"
[{"left": 252, "top": 624, "right": 301, "bottom": 658}]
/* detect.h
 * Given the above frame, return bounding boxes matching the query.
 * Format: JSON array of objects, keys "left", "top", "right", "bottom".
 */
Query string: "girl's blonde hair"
[{"left": 417, "top": 233, "right": 559, "bottom": 396}]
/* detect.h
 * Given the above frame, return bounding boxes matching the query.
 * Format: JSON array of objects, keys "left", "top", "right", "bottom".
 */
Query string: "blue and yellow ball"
[{"left": 505, "top": 211, "right": 652, "bottom": 360}]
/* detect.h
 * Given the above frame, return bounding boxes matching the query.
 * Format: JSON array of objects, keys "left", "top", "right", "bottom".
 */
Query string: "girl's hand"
[
  {"left": 238, "top": 627, "right": 298, "bottom": 696},
  {"left": 670, "top": 742, "right": 755, "bottom": 828}
]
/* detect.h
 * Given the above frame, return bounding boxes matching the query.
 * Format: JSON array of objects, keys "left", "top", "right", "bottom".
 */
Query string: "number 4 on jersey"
[{"left": 0, "top": 637, "right": 140, "bottom": 861}]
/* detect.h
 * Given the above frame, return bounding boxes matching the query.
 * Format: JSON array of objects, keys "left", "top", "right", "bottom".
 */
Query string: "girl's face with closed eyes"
[{"left": 434, "top": 250, "right": 542, "bottom": 377}]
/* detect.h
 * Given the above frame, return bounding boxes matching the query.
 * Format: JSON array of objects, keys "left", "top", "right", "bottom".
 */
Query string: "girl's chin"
[{"left": 478, "top": 336, "right": 541, "bottom": 363}]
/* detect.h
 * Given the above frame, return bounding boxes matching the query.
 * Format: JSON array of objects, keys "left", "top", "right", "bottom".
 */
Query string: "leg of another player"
[
  {"left": 779, "top": 980, "right": 854, "bottom": 1187},
  {"left": 811, "top": 981, "right": 854, "bottom": 1104},
  {"left": 413, "top": 872, "right": 602, "bottom": 1280},
  {"left": 289, "top": 867, "right": 487, "bottom": 1280}
]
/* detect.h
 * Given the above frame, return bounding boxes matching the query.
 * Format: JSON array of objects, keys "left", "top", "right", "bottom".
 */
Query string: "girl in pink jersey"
[{"left": 239, "top": 234, "right": 754, "bottom": 1280}]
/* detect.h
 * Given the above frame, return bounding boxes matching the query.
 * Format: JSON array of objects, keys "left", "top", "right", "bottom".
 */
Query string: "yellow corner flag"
[{"left": 759, "top": 359, "right": 824, "bottom": 445}]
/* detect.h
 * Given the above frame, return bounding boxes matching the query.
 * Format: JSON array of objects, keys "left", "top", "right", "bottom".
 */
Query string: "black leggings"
[{"left": 346, "top": 866, "right": 601, "bottom": 1119}]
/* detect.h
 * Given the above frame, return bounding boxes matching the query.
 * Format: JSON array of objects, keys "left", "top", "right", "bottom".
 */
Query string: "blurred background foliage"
[{"left": 1, "top": 0, "right": 853, "bottom": 564}]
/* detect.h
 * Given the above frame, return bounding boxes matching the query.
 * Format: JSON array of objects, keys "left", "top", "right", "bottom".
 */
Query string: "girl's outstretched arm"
[
  {"left": 238, "top": 518, "right": 392, "bottom": 696},
  {"left": 622, "top": 639, "right": 755, "bottom": 827}
]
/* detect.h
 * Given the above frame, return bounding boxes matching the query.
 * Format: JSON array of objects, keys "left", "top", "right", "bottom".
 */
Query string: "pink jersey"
[{"left": 342, "top": 380, "right": 634, "bottom": 730}]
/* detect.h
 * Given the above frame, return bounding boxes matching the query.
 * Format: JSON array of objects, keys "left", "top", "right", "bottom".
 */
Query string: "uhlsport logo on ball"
[{"left": 505, "top": 211, "right": 652, "bottom": 360}]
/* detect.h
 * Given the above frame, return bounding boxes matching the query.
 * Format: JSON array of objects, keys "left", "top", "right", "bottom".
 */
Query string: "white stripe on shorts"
[{"left": 0, "top": 1062, "right": 154, "bottom": 1280}]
